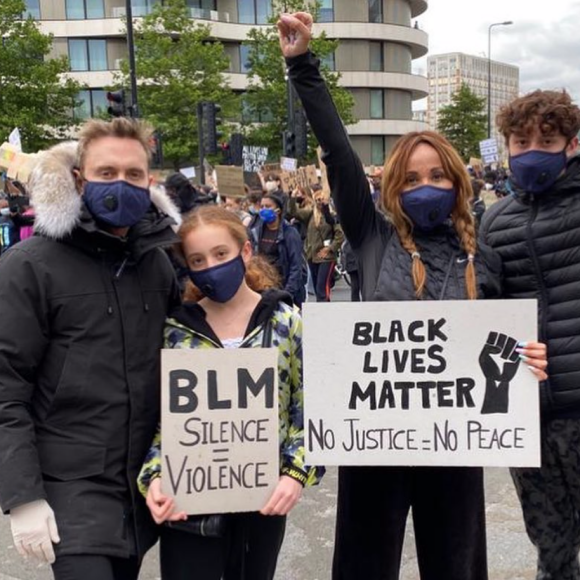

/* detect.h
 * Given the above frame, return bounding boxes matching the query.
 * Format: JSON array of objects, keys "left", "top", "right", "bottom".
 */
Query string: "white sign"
[
  {"left": 479, "top": 138, "right": 499, "bottom": 164},
  {"left": 179, "top": 166, "right": 196, "bottom": 179},
  {"left": 8, "top": 128, "right": 22, "bottom": 152},
  {"left": 303, "top": 300, "right": 540, "bottom": 467},
  {"left": 161, "top": 348, "right": 280, "bottom": 515},
  {"left": 280, "top": 156, "right": 298, "bottom": 172},
  {"left": 243, "top": 146, "right": 268, "bottom": 173}
]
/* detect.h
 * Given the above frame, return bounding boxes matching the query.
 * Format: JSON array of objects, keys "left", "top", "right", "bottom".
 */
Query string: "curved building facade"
[{"left": 31, "top": 0, "right": 429, "bottom": 165}]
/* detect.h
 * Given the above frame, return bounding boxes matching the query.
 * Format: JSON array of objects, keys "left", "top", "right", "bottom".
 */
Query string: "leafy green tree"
[
  {"left": 437, "top": 83, "right": 487, "bottom": 161},
  {"left": 0, "top": 0, "right": 81, "bottom": 151},
  {"left": 118, "top": 0, "right": 236, "bottom": 168},
  {"left": 242, "top": 0, "right": 355, "bottom": 161}
]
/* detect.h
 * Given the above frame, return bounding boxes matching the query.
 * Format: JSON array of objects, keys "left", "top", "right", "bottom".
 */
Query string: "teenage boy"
[{"left": 480, "top": 89, "right": 580, "bottom": 579}]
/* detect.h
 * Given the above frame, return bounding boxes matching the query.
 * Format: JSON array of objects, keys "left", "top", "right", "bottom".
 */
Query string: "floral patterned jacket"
[{"left": 137, "top": 294, "right": 325, "bottom": 497}]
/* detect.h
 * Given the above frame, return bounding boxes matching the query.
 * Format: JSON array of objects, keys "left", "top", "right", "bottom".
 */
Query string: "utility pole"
[
  {"left": 125, "top": 0, "right": 139, "bottom": 118},
  {"left": 197, "top": 102, "right": 206, "bottom": 185}
]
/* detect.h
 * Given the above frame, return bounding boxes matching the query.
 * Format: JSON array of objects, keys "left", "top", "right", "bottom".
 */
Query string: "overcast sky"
[{"left": 413, "top": 0, "right": 579, "bottom": 108}]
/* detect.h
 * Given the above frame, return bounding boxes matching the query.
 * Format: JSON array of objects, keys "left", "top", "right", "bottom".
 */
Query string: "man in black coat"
[
  {"left": 480, "top": 90, "right": 580, "bottom": 580},
  {"left": 0, "top": 118, "right": 181, "bottom": 580}
]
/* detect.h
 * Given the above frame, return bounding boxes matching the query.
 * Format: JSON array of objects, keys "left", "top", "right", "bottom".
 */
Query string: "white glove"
[{"left": 10, "top": 499, "right": 60, "bottom": 564}]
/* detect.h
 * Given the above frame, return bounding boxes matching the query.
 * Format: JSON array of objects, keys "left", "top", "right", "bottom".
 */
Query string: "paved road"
[
  {"left": 0, "top": 467, "right": 537, "bottom": 580},
  {"left": 0, "top": 282, "right": 539, "bottom": 579}
]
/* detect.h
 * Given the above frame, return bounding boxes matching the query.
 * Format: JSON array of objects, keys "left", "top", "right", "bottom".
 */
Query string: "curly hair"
[
  {"left": 179, "top": 205, "right": 280, "bottom": 302},
  {"left": 497, "top": 89, "right": 580, "bottom": 143},
  {"left": 380, "top": 131, "right": 478, "bottom": 300}
]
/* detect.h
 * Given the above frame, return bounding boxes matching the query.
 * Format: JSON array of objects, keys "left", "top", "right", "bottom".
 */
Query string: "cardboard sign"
[
  {"left": 16, "top": 154, "right": 39, "bottom": 184},
  {"left": 243, "top": 146, "right": 268, "bottom": 173},
  {"left": 279, "top": 165, "right": 319, "bottom": 194},
  {"left": 215, "top": 165, "right": 245, "bottom": 198},
  {"left": 7, "top": 152, "right": 29, "bottom": 179},
  {"left": 261, "top": 163, "right": 281, "bottom": 177},
  {"left": 303, "top": 300, "right": 540, "bottom": 468},
  {"left": 0, "top": 143, "right": 18, "bottom": 170},
  {"left": 161, "top": 348, "right": 280, "bottom": 515}
]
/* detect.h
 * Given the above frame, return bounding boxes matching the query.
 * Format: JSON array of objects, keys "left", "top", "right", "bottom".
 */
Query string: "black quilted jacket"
[
  {"left": 287, "top": 51, "right": 502, "bottom": 303},
  {"left": 480, "top": 156, "right": 580, "bottom": 418}
]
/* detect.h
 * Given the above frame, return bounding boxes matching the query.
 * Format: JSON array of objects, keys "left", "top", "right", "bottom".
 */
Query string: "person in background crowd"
[
  {"left": 138, "top": 205, "right": 323, "bottom": 580},
  {"left": 164, "top": 173, "right": 215, "bottom": 215},
  {"left": 246, "top": 189, "right": 263, "bottom": 230},
  {"left": 223, "top": 194, "right": 252, "bottom": 227},
  {"left": 340, "top": 239, "right": 361, "bottom": 302},
  {"left": 0, "top": 198, "right": 15, "bottom": 253},
  {"left": 480, "top": 89, "right": 580, "bottom": 580},
  {"left": 4, "top": 179, "right": 33, "bottom": 244},
  {"left": 288, "top": 185, "right": 344, "bottom": 302},
  {"left": 288, "top": 185, "right": 313, "bottom": 242},
  {"left": 249, "top": 190, "right": 306, "bottom": 307},
  {"left": 278, "top": 12, "right": 548, "bottom": 580},
  {"left": 470, "top": 178, "right": 487, "bottom": 227},
  {"left": 0, "top": 118, "right": 181, "bottom": 580}
]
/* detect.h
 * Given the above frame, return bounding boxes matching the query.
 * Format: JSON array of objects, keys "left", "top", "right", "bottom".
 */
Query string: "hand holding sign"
[
  {"left": 146, "top": 477, "right": 187, "bottom": 525},
  {"left": 260, "top": 475, "right": 303, "bottom": 516}
]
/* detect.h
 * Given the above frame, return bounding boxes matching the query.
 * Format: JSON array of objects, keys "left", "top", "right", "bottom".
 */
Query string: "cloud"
[{"left": 493, "top": 9, "right": 580, "bottom": 99}]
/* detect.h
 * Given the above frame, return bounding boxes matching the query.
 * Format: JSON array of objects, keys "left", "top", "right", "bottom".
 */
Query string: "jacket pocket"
[
  {"left": 46, "top": 343, "right": 90, "bottom": 418},
  {"left": 37, "top": 439, "right": 106, "bottom": 481}
]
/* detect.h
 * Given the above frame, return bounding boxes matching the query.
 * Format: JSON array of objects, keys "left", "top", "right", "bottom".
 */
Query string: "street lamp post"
[{"left": 487, "top": 21, "right": 513, "bottom": 138}]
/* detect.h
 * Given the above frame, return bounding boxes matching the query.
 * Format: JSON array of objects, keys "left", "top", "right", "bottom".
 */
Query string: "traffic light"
[
  {"left": 106, "top": 90, "right": 126, "bottom": 117},
  {"left": 201, "top": 102, "right": 222, "bottom": 155},
  {"left": 230, "top": 133, "right": 244, "bottom": 166},
  {"left": 283, "top": 130, "right": 296, "bottom": 157}
]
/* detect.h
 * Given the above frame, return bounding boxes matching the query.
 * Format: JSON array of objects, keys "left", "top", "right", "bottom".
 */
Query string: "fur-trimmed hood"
[{"left": 28, "top": 141, "right": 181, "bottom": 240}]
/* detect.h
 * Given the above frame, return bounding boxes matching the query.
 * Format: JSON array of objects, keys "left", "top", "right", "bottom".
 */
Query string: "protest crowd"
[{"left": 0, "top": 9, "right": 579, "bottom": 580}]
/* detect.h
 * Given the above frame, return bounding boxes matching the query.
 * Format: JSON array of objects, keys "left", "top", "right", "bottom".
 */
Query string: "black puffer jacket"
[
  {"left": 0, "top": 142, "right": 181, "bottom": 558},
  {"left": 287, "top": 52, "right": 502, "bottom": 302},
  {"left": 480, "top": 156, "right": 580, "bottom": 417}
]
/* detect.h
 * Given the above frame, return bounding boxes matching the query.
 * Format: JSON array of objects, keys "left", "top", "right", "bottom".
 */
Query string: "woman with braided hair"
[{"left": 277, "top": 11, "right": 548, "bottom": 580}]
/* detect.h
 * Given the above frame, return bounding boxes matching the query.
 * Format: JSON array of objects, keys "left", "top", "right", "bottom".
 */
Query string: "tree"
[
  {"left": 242, "top": 0, "right": 355, "bottom": 161},
  {"left": 437, "top": 84, "right": 487, "bottom": 162},
  {"left": 0, "top": 0, "right": 81, "bottom": 152},
  {"left": 118, "top": 0, "right": 236, "bottom": 168}
]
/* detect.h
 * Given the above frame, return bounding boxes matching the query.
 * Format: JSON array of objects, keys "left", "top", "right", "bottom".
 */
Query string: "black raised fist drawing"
[{"left": 479, "top": 332, "right": 521, "bottom": 414}]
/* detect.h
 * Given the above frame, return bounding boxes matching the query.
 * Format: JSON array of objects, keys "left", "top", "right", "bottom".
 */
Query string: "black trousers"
[
  {"left": 332, "top": 465, "right": 488, "bottom": 580},
  {"left": 348, "top": 270, "right": 361, "bottom": 302},
  {"left": 52, "top": 554, "right": 140, "bottom": 580},
  {"left": 160, "top": 512, "right": 286, "bottom": 580},
  {"left": 309, "top": 261, "right": 335, "bottom": 302}
]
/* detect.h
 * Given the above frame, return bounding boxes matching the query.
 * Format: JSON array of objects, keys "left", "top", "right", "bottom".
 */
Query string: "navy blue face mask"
[
  {"left": 509, "top": 149, "right": 567, "bottom": 194},
  {"left": 83, "top": 180, "right": 151, "bottom": 228},
  {"left": 188, "top": 254, "right": 246, "bottom": 303},
  {"left": 401, "top": 185, "right": 457, "bottom": 231}
]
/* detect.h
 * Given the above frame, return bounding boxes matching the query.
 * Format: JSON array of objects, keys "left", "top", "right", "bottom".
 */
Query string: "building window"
[
  {"left": 186, "top": 0, "right": 217, "bottom": 17},
  {"left": 320, "top": 51, "right": 336, "bottom": 71},
  {"left": 23, "top": 0, "right": 41, "bottom": 19},
  {"left": 131, "top": 0, "right": 159, "bottom": 17},
  {"left": 369, "top": 42, "right": 383, "bottom": 72},
  {"left": 239, "top": 44, "right": 251, "bottom": 73},
  {"left": 369, "top": 0, "right": 382, "bottom": 23},
  {"left": 318, "top": 0, "right": 334, "bottom": 22},
  {"left": 239, "top": 0, "right": 272, "bottom": 24},
  {"left": 66, "top": 0, "right": 105, "bottom": 19},
  {"left": 370, "top": 89, "right": 384, "bottom": 119},
  {"left": 371, "top": 136, "right": 385, "bottom": 166},
  {"left": 69, "top": 39, "right": 108, "bottom": 72},
  {"left": 74, "top": 89, "right": 108, "bottom": 120}
]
